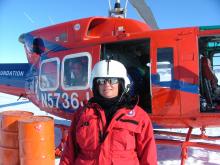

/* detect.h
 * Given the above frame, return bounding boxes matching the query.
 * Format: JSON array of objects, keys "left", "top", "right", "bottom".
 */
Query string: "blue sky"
[{"left": 0, "top": 0, "right": 220, "bottom": 63}]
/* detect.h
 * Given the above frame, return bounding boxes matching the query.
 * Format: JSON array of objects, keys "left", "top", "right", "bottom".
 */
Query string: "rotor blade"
[{"left": 129, "top": 0, "right": 159, "bottom": 29}]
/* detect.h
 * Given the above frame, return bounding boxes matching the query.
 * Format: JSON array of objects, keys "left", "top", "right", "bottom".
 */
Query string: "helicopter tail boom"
[{"left": 0, "top": 63, "right": 30, "bottom": 97}]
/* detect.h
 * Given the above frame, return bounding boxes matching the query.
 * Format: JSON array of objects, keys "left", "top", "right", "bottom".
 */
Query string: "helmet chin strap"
[{"left": 118, "top": 84, "right": 130, "bottom": 103}]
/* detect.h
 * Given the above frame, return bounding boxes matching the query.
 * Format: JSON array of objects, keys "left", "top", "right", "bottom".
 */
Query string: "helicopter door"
[
  {"left": 100, "top": 40, "right": 151, "bottom": 112},
  {"left": 176, "top": 30, "right": 199, "bottom": 116},
  {"left": 151, "top": 31, "right": 180, "bottom": 116}
]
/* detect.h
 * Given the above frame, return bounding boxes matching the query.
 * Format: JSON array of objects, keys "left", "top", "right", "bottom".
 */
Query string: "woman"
[{"left": 60, "top": 60, "right": 157, "bottom": 165}]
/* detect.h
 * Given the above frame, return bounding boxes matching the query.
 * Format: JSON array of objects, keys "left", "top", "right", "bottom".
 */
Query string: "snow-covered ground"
[
  {"left": 156, "top": 128, "right": 220, "bottom": 165},
  {"left": 0, "top": 92, "right": 220, "bottom": 165}
]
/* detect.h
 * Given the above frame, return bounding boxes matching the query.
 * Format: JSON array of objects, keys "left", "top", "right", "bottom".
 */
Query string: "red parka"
[{"left": 60, "top": 103, "right": 157, "bottom": 165}]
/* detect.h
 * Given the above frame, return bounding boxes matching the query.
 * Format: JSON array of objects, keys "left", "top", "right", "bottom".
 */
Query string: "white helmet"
[{"left": 89, "top": 60, "right": 130, "bottom": 90}]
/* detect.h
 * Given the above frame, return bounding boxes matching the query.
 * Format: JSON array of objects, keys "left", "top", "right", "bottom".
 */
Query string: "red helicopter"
[{"left": 1, "top": 0, "right": 220, "bottom": 164}]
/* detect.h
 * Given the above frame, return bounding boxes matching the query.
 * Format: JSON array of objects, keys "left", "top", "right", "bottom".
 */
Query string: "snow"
[
  {"left": 156, "top": 127, "right": 220, "bottom": 164},
  {"left": 0, "top": 92, "right": 220, "bottom": 165}
]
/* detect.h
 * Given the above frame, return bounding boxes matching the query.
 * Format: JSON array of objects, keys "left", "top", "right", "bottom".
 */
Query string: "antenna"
[{"left": 108, "top": 0, "right": 128, "bottom": 18}]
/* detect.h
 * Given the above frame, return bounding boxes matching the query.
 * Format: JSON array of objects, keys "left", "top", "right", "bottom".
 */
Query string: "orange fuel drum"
[
  {"left": 0, "top": 111, "right": 34, "bottom": 165},
  {"left": 18, "top": 116, "right": 55, "bottom": 165}
]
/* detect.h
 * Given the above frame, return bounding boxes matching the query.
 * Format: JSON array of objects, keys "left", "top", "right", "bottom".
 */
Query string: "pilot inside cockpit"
[
  {"left": 65, "top": 58, "right": 88, "bottom": 87},
  {"left": 201, "top": 55, "right": 220, "bottom": 96}
]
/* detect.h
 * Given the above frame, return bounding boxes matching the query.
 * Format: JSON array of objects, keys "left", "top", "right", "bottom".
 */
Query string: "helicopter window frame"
[
  {"left": 61, "top": 52, "right": 92, "bottom": 90},
  {"left": 39, "top": 57, "right": 60, "bottom": 91},
  {"left": 156, "top": 47, "right": 174, "bottom": 84}
]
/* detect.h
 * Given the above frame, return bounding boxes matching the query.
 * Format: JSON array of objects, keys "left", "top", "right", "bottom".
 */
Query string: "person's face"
[
  {"left": 97, "top": 78, "right": 119, "bottom": 98},
  {"left": 72, "top": 63, "right": 82, "bottom": 75}
]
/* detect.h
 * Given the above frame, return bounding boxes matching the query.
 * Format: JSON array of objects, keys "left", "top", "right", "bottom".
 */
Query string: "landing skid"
[{"left": 155, "top": 127, "right": 220, "bottom": 165}]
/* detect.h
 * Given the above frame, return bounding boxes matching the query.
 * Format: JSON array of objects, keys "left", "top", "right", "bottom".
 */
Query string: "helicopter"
[{"left": 1, "top": 0, "right": 220, "bottom": 164}]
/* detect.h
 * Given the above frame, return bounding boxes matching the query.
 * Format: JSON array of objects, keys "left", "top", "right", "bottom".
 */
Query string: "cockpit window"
[
  {"left": 62, "top": 52, "right": 91, "bottom": 90},
  {"left": 39, "top": 58, "right": 59, "bottom": 91}
]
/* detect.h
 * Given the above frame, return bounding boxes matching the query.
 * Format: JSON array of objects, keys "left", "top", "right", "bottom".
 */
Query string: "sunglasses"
[{"left": 96, "top": 78, "right": 119, "bottom": 85}]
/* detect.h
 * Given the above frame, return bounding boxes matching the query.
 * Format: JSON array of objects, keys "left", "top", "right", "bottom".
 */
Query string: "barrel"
[
  {"left": 18, "top": 116, "right": 55, "bottom": 165},
  {"left": 0, "top": 111, "right": 33, "bottom": 165}
]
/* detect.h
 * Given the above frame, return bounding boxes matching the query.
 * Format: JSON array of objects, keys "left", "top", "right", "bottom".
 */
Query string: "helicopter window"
[
  {"left": 157, "top": 48, "right": 173, "bottom": 83},
  {"left": 39, "top": 58, "right": 59, "bottom": 91},
  {"left": 213, "top": 53, "right": 220, "bottom": 85},
  {"left": 62, "top": 52, "right": 91, "bottom": 90}
]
